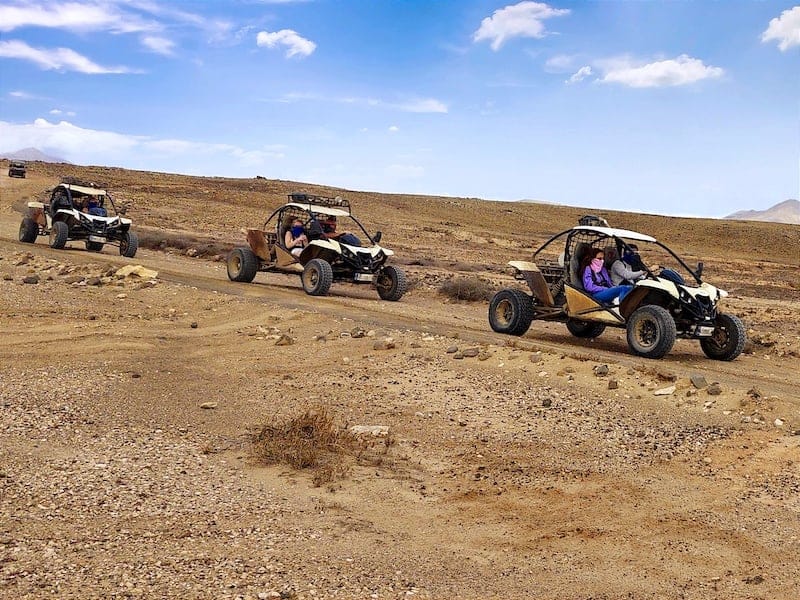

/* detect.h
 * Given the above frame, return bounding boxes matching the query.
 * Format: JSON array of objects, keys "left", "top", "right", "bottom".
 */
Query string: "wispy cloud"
[
  {"left": 0, "top": 1, "right": 159, "bottom": 34},
  {"left": 388, "top": 125, "right": 399, "bottom": 133},
  {"left": 0, "top": 118, "right": 284, "bottom": 167},
  {"left": 565, "top": 65, "right": 592, "bottom": 84},
  {"left": 0, "top": 40, "right": 137, "bottom": 74},
  {"left": 256, "top": 29, "right": 316, "bottom": 58},
  {"left": 141, "top": 35, "right": 176, "bottom": 56},
  {"left": 761, "top": 6, "right": 800, "bottom": 51},
  {"left": 276, "top": 93, "right": 448, "bottom": 114},
  {"left": 473, "top": 1, "right": 570, "bottom": 51},
  {"left": 8, "top": 90, "right": 47, "bottom": 100},
  {"left": 596, "top": 55, "right": 724, "bottom": 88}
]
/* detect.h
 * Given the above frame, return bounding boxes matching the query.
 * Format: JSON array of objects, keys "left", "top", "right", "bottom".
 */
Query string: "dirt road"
[{"left": 1, "top": 167, "right": 799, "bottom": 599}]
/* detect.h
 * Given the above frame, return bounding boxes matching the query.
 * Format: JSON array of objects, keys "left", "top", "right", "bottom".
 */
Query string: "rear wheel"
[
  {"left": 49, "top": 221, "right": 68, "bottom": 249},
  {"left": 86, "top": 240, "right": 104, "bottom": 252},
  {"left": 376, "top": 265, "right": 407, "bottom": 301},
  {"left": 488, "top": 289, "right": 534, "bottom": 336},
  {"left": 227, "top": 247, "right": 258, "bottom": 283},
  {"left": 19, "top": 218, "right": 38, "bottom": 243},
  {"left": 566, "top": 319, "right": 606, "bottom": 338},
  {"left": 302, "top": 258, "right": 333, "bottom": 296},
  {"left": 700, "top": 313, "right": 746, "bottom": 361},
  {"left": 626, "top": 305, "right": 676, "bottom": 359},
  {"left": 120, "top": 231, "right": 138, "bottom": 258}
]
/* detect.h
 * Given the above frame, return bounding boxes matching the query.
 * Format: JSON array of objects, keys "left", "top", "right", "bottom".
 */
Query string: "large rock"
[
  {"left": 350, "top": 425, "right": 389, "bottom": 437},
  {"left": 654, "top": 385, "right": 676, "bottom": 396},
  {"left": 116, "top": 265, "right": 158, "bottom": 279}
]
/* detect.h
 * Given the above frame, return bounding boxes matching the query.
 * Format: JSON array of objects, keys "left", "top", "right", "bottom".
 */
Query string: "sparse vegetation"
[
  {"left": 137, "top": 227, "right": 232, "bottom": 258},
  {"left": 439, "top": 275, "right": 494, "bottom": 302}
]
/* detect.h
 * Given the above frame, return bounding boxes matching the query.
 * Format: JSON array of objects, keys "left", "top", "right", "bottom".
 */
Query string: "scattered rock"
[
  {"left": 657, "top": 370, "right": 677, "bottom": 382},
  {"left": 774, "top": 418, "right": 784, "bottom": 427},
  {"left": 654, "top": 385, "right": 676, "bottom": 396},
  {"left": 2, "top": 274, "right": 12, "bottom": 281},
  {"left": 747, "top": 387, "right": 762, "bottom": 400},
  {"left": 116, "top": 265, "right": 158, "bottom": 279},
  {"left": 22, "top": 275, "right": 39, "bottom": 284},
  {"left": 131, "top": 372, "right": 141, "bottom": 379},
  {"left": 452, "top": 352, "right": 464, "bottom": 360},
  {"left": 350, "top": 425, "right": 389, "bottom": 437},
  {"left": 350, "top": 327, "right": 366, "bottom": 339},
  {"left": 186, "top": 248, "right": 198, "bottom": 257},
  {"left": 690, "top": 374, "right": 708, "bottom": 389},
  {"left": 200, "top": 402, "right": 218, "bottom": 410},
  {"left": 275, "top": 334, "right": 295, "bottom": 346},
  {"left": 608, "top": 379, "right": 619, "bottom": 390},
  {"left": 594, "top": 364, "right": 609, "bottom": 377},
  {"left": 86, "top": 277, "right": 102, "bottom": 286},
  {"left": 528, "top": 354, "right": 542, "bottom": 364},
  {"left": 64, "top": 275, "right": 85, "bottom": 284},
  {"left": 116, "top": 293, "right": 128, "bottom": 299},
  {"left": 462, "top": 347, "right": 480, "bottom": 358},
  {"left": 445, "top": 345, "right": 459, "bottom": 354},
  {"left": 706, "top": 382, "right": 722, "bottom": 396},
  {"left": 541, "top": 398, "right": 552, "bottom": 408},
  {"left": 478, "top": 352, "right": 492, "bottom": 361},
  {"left": 373, "top": 339, "right": 396, "bottom": 351},
  {"left": 190, "top": 322, "right": 198, "bottom": 329}
]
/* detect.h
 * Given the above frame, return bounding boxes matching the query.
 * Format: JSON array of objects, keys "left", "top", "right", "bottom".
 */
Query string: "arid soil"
[{"left": 1, "top": 162, "right": 799, "bottom": 599}]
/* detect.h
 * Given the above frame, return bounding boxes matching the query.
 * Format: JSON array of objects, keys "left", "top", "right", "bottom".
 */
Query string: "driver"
[
  {"left": 608, "top": 246, "right": 646, "bottom": 286},
  {"left": 322, "top": 216, "right": 361, "bottom": 247}
]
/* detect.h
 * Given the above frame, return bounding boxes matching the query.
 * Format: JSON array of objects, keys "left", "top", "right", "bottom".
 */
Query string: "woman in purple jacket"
[{"left": 581, "top": 248, "right": 633, "bottom": 304}]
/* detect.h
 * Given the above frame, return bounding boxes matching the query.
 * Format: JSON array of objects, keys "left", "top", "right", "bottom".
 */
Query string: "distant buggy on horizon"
[
  {"left": 227, "top": 192, "right": 407, "bottom": 301},
  {"left": 8, "top": 161, "right": 26, "bottom": 178},
  {"left": 18, "top": 180, "right": 138, "bottom": 257}
]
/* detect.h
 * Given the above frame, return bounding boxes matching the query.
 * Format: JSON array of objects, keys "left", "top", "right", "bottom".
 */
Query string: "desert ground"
[{"left": 1, "top": 161, "right": 799, "bottom": 600}]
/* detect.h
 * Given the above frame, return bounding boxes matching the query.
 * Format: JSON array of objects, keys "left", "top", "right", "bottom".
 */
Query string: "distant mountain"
[
  {"left": 515, "top": 198, "right": 557, "bottom": 205},
  {"left": 725, "top": 199, "right": 799, "bottom": 225},
  {"left": 1, "top": 147, "right": 69, "bottom": 163}
]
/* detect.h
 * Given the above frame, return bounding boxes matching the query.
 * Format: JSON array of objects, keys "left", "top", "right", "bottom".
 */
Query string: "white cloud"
[
  {"left": 141, "top": 35, "right": 176, "bottom": 56},
  {"left": 277, "top": 92, "right": 448, "bottom": 113},
  {"left": 473, "top": 1, "right": 570, "bottom": 51},
  {"left": 256, "top": 29, "right": 316, "bottom": 58},
  {"left": 386, "top": 164, "right": 424, "bottom": 179},
  {"left": 545, "top": 53, "right": 576, "bottom": 72},
  {"left": 762, "top": 6, "right": 800, "bottom": 51},
  {"left": 388, "top": 125, "right": 399, "bottom": 133},
  {"left": 597, "top": 55, "right": 723, "bottom": 88},
  {"left": 0, "top": 39, "right": 136, "bottom": 74},
  {"left": 565, "top": 65, "right": 592, "bottom": 84},
  {"left": 9, "top": 90, "right": 45, "bottom": 99},
  {"left": 0, "top": 118, "right": 284, "bottom": 168},
  {"left": 49, "top": 109, "right": 62, "bottom": 115},
  {"left": 0, "top": 1, "right": 159, "bottom": 34}
]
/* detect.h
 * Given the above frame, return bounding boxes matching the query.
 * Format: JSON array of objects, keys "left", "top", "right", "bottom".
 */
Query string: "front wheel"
[
  {"left": 566, "top": 319, "right": 606, "bottom": 339},
  {"left": 302, "top": 258, "right": 333, "bottom": 296},
  {"left": 376, "top": 265, "right": 407, "bottom": 301},
  {"left": 49, "top": 221, "right": 69, "bottom": 249},
  {"left": 488, "top": 289, "right": 534, "bottom": 336},
  {"left": 700, "top": 313, "right": 746, "bottom": 361},
  {"left": 19, "top": 218, "right": 38, "bottom": 243},
  {"left": 119, "top": 230, "right": 138, "bottom": 258},
  {"left": 226, "top": 247, "right": 258, "bottom": 282},
  {"left": 626, "top": 304, "right": 676, "bottom": 359}
]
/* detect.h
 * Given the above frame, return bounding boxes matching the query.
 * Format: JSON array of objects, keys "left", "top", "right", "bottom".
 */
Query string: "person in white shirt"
[{"left": 607, "top": 245, "right": 647, "bottom": 286}]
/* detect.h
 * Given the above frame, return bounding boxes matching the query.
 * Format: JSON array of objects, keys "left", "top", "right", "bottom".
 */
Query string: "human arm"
[
  {"left": 582, "top": 267, "right": 604, "bottom": 293},
  {"left": 612, "top": 260, "right": 645, "bottom": 282}
]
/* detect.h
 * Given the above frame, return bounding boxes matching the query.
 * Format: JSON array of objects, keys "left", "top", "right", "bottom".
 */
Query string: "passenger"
[
  {"left": 284, "top": 218, "right": 308, "bottom": 257},
  {"left": 581, "top": 248, "right": 633, "bottom": 305},
  {"left": 322, "top": 216, "right": 361, "bottom": 247},
  {"left": 608, "top": 245, "right": 646, "bottom": 286}
]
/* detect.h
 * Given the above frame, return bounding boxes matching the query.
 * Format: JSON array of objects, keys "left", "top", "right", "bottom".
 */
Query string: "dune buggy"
[
  {"left": 18, "top": 181, "right": 138, "bottom": 257},
  {"left": 227, "top": 193, "right": 407, "bottom": 300},
  {"left": 488, "top": 216, "right": 746, "bottom": 360},
  {"left": 8, "top": 161, "right": 26, "bottom": 178}
]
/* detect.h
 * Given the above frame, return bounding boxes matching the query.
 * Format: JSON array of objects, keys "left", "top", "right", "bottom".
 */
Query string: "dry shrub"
[
  {"left": 252, "top": 407, "right": 357, "bottom": 485},
  {"left": 439, "top": 276, "right": 493, "bottom": 302}
]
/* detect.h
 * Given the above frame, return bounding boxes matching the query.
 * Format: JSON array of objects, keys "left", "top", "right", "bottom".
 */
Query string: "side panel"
[
  {"left": 565, "top": 285, "right": 623, "bottom": 324},
  {"left": 246, "top": 228, "right": 273, "bottom": 261}
]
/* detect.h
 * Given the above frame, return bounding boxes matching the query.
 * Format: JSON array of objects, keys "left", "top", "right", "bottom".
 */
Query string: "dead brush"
[
  {"left": 438, "top": 276, "right": 494, "bottom": 302},
  {"left": 251, "top": 406, "right": 358, "bottom": 485}
]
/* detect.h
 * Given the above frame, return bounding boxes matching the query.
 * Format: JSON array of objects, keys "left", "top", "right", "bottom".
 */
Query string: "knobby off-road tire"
[
  {"left": 86, "top": 241, "right": 104, "bottom": 252},
  {"left": 119, "top": 231, "right": 139, "bottom": 258},
  {"left": 488, "top": 288, "right": 534, "bottom": 336},
  {"left": 700, "top": 313, "right": 746, "bottom": 361},
  {"left": 49, "top": 221, "right": 68, "bottom": 249},
  {"left": 302, "top": 258, "right": 333, "bottom": 296},
  {"left": 566, "top": 319, "right": 606, "bottom": 339},
  {"left": 626, "top": 304, "right": 676, "bottom": 359},
  {"left": 227, "top": 247, "right": 258, "bottom": 283},
  {"left": 19, "top": 218, "right": 38, "bottom": 243},
  {"left": 376, "top": 265, "right": 407, "bottom": 301}
]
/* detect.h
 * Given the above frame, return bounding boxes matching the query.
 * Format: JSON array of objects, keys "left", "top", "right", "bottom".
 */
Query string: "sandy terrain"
[{"left": 1, "top": 162, "right": 799, "bottom": 599}]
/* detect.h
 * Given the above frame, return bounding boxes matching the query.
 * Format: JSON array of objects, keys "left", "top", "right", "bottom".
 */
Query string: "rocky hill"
[{"left": 726, "top": 199, "right": 799, "bottom": 225}]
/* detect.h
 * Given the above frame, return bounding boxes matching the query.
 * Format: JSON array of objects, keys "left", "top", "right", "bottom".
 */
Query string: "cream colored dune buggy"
[
  {"left": 227, "top": 193, "right": 407, "bottom": 300},
  {"left": 488, "top": 216, "right": 746, "bottom": 360}
]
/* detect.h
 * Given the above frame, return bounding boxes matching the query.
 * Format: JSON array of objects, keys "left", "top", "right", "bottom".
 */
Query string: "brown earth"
[{"left": 1, "top": 161, "right": 799, "bottom": 599}]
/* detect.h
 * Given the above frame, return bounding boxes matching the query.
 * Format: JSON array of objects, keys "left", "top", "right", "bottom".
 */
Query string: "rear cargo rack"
[{"left": 288, "top": 193, "right": 351, "bottom": 213}]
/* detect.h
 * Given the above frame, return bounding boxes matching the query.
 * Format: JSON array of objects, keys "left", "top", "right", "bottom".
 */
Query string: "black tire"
[
  {"left": 19, "top": 218, "right": 38, "bottom": 243},
  {"left": 376, "top": 265, "right": 407, "bottom": 301},
  {"left": 302, "top": 258, "right": 333, "bottom": 296},
  {"left": 227, "top": 247, "right": 258, "bottom": 283},
  {"left": 700, "top": 313, "right": 746, "bottom": 361},
  {"left": 566, "top": 319, "right": 606, "bottom": 339},
  {"left": 119, "top": 230, "right": 139, "bottom": 258},
  {"left": 86, "top": 241, "right": 104, "bottom": 252},
  {"left": 488, "top": 289, "right": 534, "bottom": 336},
  {"left": 626, "top": 304, "right": 677, "bottom": 359},
  {"left": 49, "top": 221, "right": 68, "bottom": 249}
]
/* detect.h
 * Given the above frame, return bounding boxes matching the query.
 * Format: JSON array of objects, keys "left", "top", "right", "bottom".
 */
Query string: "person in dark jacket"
[{"left": 581, "top": 247, "right": 632, "bottom": 304}]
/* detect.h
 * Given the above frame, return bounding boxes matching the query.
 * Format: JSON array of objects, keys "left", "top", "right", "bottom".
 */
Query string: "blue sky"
[{"left": 0, "top": 1, "right": 797, "bottom": 217}]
